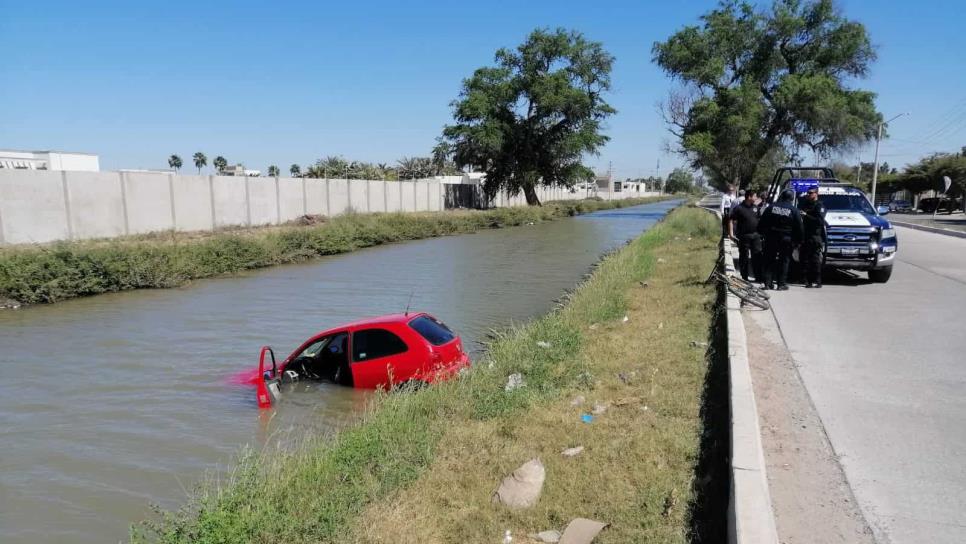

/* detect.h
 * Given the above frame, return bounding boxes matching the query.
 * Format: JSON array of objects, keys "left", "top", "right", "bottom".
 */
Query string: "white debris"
[
  {"left": 537, "top": 341, "right": 552, "bottom": 349},
  {"left": 592, "top": 402, "right": 608, "bottom": 415},
  {"left": 530, "top": 529, "right": 563, "bottom": 543},
  {"left": 559, "top": 518, "right": 608, "bottom": 544},
  {"left": 503, "top": 529, "right": 513, "bottom": 543},
  {"left": 621, "top": 315, "right": 629, "bottom": 323},
  {"left": 493, "top": 458, "right": 546, "bottom": 509},
  {"left": 561, "top": 446, "right": 584, "bottom": 457},
  {"left": 658, "top": 322, "right": 664, "bottom": 330},
  {"left": 657, "top": 258, "right": 667, "bottom": 263},
  {"left": 505, "top": 373, "right": 525, "bottom": 392},
  {"left": 570, "top": 395, "right": 586, "bottom": 406}
]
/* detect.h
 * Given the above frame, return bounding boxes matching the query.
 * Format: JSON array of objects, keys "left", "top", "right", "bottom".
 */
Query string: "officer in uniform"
[
  {"left": 757, "top": 189, "right": 803, "bottom": 290},
  {"left": 729, "top": 189, "right": 763, "bottom": 282},
  {"left": 799, "top": 186, "right": 827, "bottom": 288}
]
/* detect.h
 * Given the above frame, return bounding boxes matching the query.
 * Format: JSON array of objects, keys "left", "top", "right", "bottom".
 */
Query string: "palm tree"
[
  {"left": 267, "top": 165, "right": 280, "bottom": 177},
  {"left": 193, "top": 152, "right": 207, "bottom": 174},
  {"left": 289, "top": 164, "right": 301, "bottom": 177},
  {"left": 213, "top": 156, "right": 228, "bottom": 173},
  {"left": 168, "top": 154, "right": 183, "bottom": 172}
]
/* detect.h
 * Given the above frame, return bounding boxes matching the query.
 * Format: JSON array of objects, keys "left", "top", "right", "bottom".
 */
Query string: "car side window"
[{"left": 352, "top": 328, "right": 408, "bottom": 362}]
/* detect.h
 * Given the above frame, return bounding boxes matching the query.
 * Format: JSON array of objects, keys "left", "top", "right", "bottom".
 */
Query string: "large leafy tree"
[
  {"left": 664, "top": 167, "right": 696, "bottom": 193},
  {"left": 439, "top": 28, "right": 615, "bottom": 205},
  {"left": 192, "top": 152, "right": 207, "bottom": 174},
  {"left": 889, "top": 151, "right": 966, "bottom": 203},
  {"left": 168, "top": 154, "right": 182, "bottom": 172},
  {"left": 653, "top": 0, "right": 882, "bottom": 190}
]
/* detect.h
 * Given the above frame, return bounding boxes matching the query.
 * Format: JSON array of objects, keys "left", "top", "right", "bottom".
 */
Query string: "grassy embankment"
[
  {"left": 0, "top": 197, "right": 667, "bottom": 305},
  {"left": 133, "top": 206, "right": 722, "bottom": 544}
]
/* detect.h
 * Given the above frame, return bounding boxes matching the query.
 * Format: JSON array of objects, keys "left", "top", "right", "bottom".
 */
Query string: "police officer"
[
  {"left": 799, "top": 186, "right": 827, "bottom": 288},
  {"left": 729, "top": 189, "right": 763, "bottom": 282},
  {"left": 757, "top": 189, "right": 803, "bottom": 290}
]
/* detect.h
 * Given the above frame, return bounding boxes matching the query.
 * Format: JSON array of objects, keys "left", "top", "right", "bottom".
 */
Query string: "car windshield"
[{"left": 819, "top": 194, "right": 875, "bottom": 214}]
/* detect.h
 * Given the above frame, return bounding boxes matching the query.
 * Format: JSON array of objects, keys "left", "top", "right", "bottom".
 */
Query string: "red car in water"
[{"left": 242, "top": 312, "right": 470, "bottom": 408}]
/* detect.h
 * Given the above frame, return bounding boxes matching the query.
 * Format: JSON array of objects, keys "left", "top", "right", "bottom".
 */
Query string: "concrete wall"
[{"left": 0, "top": 169, "right": 655, "bottom": 245}]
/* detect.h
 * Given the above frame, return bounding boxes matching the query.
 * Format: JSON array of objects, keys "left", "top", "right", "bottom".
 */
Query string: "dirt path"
[{"left": 744, "top": 307, "right": 875, "bottom": 543}]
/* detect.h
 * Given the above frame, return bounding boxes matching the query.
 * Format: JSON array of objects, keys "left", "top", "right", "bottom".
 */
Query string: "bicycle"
[{"left": 706, "top": 246, "right": 771, "bottom": 310}]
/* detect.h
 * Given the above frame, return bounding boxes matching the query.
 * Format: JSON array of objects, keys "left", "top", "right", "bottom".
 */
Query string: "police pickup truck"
[{"left": 764, "top": 167, "right": 897, "bottom": 283}]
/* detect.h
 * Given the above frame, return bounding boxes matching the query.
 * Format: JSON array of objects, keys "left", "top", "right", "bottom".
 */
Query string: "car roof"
[{"left": 306, "top": 312, "right": 430, "bottom": 339}]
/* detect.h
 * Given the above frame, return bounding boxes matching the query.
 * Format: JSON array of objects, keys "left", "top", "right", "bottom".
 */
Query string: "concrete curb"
[
  {"left": 722, "top": 237, "right": 780, "bottom": 544},
  {"left": 699, "top": 202, "right": 780, "bottom": 544},
  {"left": 890, "top": 219, "right": 966, "bottom": 239}
]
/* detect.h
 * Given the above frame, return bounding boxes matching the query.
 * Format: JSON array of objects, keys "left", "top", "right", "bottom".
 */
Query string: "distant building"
[
  {"left": 432, "top": 172, "right": 486, "bottom": 185},
  {"left": 220, "top": 164, "right": 261, "bottom": 177},
  {"left": 0, "top": 149, "right": 99, "bottom": 171}
]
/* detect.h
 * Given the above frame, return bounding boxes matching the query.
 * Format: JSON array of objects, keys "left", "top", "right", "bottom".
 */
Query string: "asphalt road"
[{"left": 768, "top": 226, "right": 966, "bottom": 543}]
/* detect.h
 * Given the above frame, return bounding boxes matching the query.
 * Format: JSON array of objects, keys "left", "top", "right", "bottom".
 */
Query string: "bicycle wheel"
[
  {"left": 728, "top": 284, "right": 770, "bottom": 310},
  {"left": 727, "top": 276, "right": 770, "bottom": 300}
]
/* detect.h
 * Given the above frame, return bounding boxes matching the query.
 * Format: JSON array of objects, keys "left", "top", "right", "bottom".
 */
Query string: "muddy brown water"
[{"left": 0, "top": 200, "right": 680, "bottom": 543}]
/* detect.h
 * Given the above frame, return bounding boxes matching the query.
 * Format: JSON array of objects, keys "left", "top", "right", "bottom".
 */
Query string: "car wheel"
[{"left": 868, "top": 267, "right": 893, "bottom": 283}]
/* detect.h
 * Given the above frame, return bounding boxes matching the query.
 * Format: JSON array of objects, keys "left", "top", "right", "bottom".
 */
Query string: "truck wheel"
[{"left": 868, "top": 267, "right": 893, "bottom": 283}]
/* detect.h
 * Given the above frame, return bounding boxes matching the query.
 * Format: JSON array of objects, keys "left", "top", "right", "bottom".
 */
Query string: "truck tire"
[{"left": 868, "top": 267, "right": 893, "bottom": 283}]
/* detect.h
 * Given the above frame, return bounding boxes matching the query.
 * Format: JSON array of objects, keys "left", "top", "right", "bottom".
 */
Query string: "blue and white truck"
[{"left": 764, "top": 167, "right": 897, "bottom": 283}]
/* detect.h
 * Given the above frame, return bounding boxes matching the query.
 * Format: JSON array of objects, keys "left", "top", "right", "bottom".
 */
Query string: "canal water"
[{"left": 0, "top": 200, "right": 680, "bottom": 543}]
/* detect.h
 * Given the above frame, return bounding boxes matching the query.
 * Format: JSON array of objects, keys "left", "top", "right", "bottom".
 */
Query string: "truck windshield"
[{"left": 819, "top": 194, "right": 875, "bottom": 214}]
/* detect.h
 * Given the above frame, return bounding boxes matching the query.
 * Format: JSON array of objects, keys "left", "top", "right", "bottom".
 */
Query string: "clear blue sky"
[{"left": 1, "top": 0, "right": 964, "bottom": 179}]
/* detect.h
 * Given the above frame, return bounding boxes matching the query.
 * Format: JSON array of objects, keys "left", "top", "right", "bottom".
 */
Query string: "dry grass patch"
[{"left": 347, "top": 215, "right": 718, "bottom": 543}]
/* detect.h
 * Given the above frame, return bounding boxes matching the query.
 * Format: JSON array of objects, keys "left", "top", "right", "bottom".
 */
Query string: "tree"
[
  {"left": 267, "top": 165, "right": 280, "bottom": 177},
  {"left": 396, "top": 156, "right": 434, "bottom": 180},
  {"left": 653, "top": 0, "right": 882, "bottom": 190},
  {"left": 891, "top": 152, "right": 966, "bottom": 203},
  {"left": 168, "top": 154, "right": 182, "bottom": 172},
  {"left": 664, "top": 167, "right": 695, "bottom": 193},
  {"left": 213, "top": 156, "right": 228, "bottom": 173},
  {"left": 193, "top": 152, "right": 207, "bottom": 174},
  {"left": 438, "top": 28, "right": 616, "bottom": 205},
  {"left": 290, "top": 164, "right": 301, "bottom": 177}
]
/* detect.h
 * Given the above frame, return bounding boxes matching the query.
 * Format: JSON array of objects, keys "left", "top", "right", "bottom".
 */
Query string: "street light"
[{"left": 871, "top": 112, "right": 908, "bottom": 205}]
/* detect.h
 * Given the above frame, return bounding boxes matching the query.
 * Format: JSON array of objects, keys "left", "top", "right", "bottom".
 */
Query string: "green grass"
[
  {"left": 131, "top": 206, "right": 720, "bottom": 544},
  {"left": 0, "top": 197, "right": 667, "bottom": 305}
]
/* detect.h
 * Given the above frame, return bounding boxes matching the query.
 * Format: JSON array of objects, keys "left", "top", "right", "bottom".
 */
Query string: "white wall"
[{"left": 0, "top": 170, "right": 654, "bottom": 245}]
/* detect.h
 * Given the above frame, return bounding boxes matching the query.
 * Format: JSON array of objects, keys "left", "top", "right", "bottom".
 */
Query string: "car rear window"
[
  {"left": 409, "top": 315, "right": 455, "bottom": 346},
  {"left": 352, "top": 328, "right": 408, "bottom": 361}
]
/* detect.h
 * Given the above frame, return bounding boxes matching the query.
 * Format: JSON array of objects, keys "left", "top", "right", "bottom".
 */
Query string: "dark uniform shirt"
[
  {"left": 799, "top": 198, "right": 827, "bottom": 241},
  {"left": 730, "top": 201, "right": 760, "bottom": 236},
  {"left": 757, "top": 201, "right": 804, "bottom": 242}
]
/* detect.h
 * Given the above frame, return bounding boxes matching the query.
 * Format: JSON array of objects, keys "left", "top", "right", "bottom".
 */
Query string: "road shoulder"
[{"left": 743, "top": 307, "right": 875, "bottom": 543}]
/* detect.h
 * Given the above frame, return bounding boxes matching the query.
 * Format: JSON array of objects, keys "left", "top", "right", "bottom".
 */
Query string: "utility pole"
[{"left": 871, "top": 113, "right": 908, "bottom": 205}]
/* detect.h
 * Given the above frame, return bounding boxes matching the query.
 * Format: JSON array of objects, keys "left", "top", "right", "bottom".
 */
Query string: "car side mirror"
[{"left": 876, "top": 205, "right": 890, "bottom": 215}]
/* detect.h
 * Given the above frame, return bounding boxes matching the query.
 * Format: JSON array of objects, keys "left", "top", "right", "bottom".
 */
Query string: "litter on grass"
[
  {"left": 570, "top": 395, "right": 585, "bottom": 406},
  {"left": 536, "top": 341, "right": 552, "bottom": 349},
  {"left": 580, "top": 414, "right": 593, "bottom": 423},
  {"left": 505, "top": 373, "right": 525, "bottom": 392},
  {"left": 492, "top": 458, "right": 545, "bottom": 509},
  {"left": 530, "top": 529, "right": 562, "bottom": 543},
  {"left": 561, "top": 446, "right": 584, "bottom": 457},
  {"left": 559, "top": 518, "right": 608, "bottom": 544}
]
